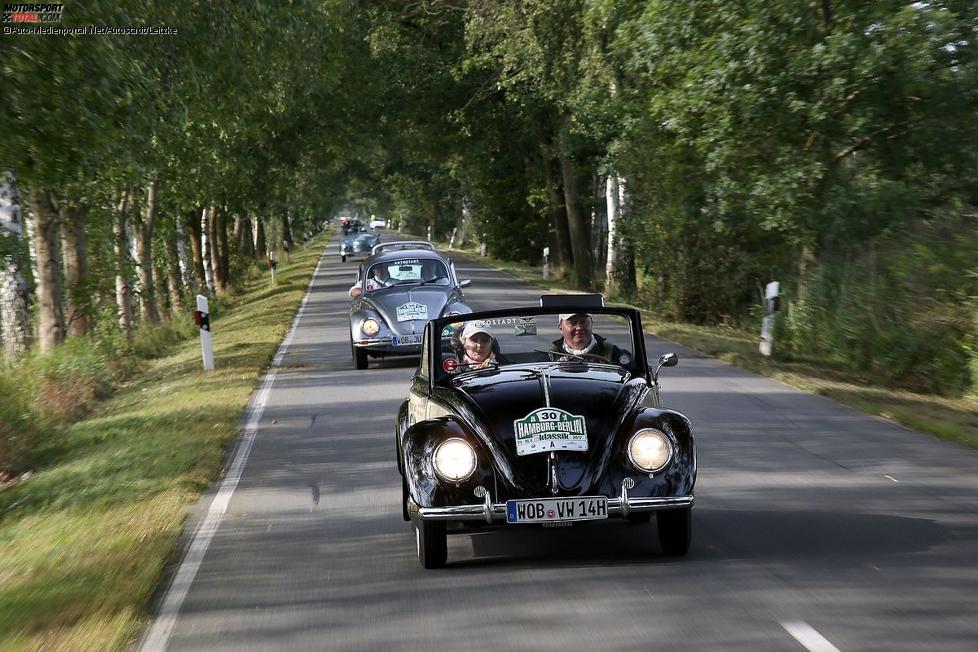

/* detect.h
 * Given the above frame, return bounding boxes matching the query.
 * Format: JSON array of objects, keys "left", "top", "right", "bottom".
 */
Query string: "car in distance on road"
[
  {"left": 339, "top": 225, "right": 380, "bottom": 262},
  {"left": 348, "top": 243, "right": 472, "bottom": 369},
  {"left": 369, "top": 216, "right": 387, "bottom": 229},
  {"left": 395, "top": 296, "right": 695, "bottom": 568}
]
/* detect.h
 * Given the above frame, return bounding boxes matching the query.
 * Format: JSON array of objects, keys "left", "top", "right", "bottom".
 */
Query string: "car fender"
[
  {"left": 401, "top": 416, "right": 496, "bottom": 509},
  {"left": 350, "top": 304, "right": 387, "bottom": 342},
  {"left": 618, "top": 407, "right": 696, "bottom": 497}
]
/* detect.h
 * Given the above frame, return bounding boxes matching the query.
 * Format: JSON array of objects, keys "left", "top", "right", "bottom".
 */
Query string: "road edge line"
[{"left": 139, "top": 248, "right": 327, "bottom": 652}]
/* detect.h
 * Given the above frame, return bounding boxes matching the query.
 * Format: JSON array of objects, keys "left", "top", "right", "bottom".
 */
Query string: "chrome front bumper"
[
  {"left": 353, "top": 337, "right": 421, "bottom": 356},
  {"left": 412, "top": 485, "right": 694, "bottom": 524}
]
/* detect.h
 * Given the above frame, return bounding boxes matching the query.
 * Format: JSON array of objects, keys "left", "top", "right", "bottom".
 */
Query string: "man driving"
[{"left": 550, "top": 312, "right": 626, "bottom": 363}]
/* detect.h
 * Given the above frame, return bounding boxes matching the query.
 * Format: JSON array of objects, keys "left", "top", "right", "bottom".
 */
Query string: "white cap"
[
  {"left": 558, "top": 312, "right": 591, "bottom": 323},
  {"left": 462, "top": 320, "right": 494, "bottom": 340}
]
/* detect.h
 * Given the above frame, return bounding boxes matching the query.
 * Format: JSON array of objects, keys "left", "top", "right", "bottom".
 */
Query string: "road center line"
[
  {"left": 781, "top": 620, "right": 841, "bottom": 652},
  {"left": 139, "top": 249, "right": 327, "bottom": 652}
]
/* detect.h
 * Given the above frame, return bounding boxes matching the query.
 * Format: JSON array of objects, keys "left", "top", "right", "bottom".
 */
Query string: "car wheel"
[
  {"left": 657, "top": 507, "right": 692, "bottom": 556},
  {"left": 353, "top": 344, "right": 369, "bottom": 370},
  {"left": 341, "top": 254, "right": 347, "bottom": 262},
  {"left": 627, "top": 513, "right": 652, "bottom": 525},
  {"left": 415, "top": 520, "right": 447, "bottom": 569}
]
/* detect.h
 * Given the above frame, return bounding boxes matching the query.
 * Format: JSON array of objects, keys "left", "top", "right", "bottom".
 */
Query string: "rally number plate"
[
  {"left": 392, "top": 334, "right": 423, "bottom": 346},
  {"left": 506, "top": 496, "right": 608, "bottom": 524}
]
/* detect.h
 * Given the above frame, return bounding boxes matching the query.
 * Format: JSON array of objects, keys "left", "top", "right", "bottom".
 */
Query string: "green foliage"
[
  {"left": 780, "top": 220, "right": 978, "bottom": 394},
  {"left": 0, "top": 374, "right": 53, "bottom": 477}
]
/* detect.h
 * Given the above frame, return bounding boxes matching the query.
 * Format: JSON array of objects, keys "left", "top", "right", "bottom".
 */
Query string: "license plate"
[
  {"left": 392, "top": 334, "right": 422, "bottom": 346},
  {"left": 506, "top": 496, "right": 608, "bottom": 524}
]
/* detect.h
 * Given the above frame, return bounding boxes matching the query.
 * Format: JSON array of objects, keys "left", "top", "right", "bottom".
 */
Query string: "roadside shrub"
[
  {"left": 0, "top": 370, "right": 53, "bottom": 477},
  {"left": 781, "top": 223, "right": 978, "bottom": 394},
  {"left": 18, "top": 337, "right": 113, "bottom": 423}
]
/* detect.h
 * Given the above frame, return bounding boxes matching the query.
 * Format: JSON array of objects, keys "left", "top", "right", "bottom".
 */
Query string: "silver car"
[
  {"left": 339, "top": 226, "right": 381, "bottom": 262},
  {"left": 348, "top": 243, "right": 472, "bottom": 369}
]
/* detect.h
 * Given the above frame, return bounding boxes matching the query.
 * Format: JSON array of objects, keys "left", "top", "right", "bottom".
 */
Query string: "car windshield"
[
  {"left": 364, "top": 257, "right": 451, "bottom": 291},
  {"left": 433, "top": 310, "right": 638, "bottom": 376}
]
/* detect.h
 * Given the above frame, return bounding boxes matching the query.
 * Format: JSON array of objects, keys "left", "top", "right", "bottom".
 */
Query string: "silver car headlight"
[
  {"left": 361, "top": 318, "right": 380, "bottom": 336},
  {"left": 433, "top": 438, "right": 477, "bottom": 482},
  {"left": 627, "top": 428, "right": 673, "bottom": 472}
]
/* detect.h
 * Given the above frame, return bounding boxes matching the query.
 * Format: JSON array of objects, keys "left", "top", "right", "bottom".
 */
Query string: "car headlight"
[
  {"left": 627, "top": 428, "right": 673, "bottom": 472},
  {"left": 361, "top": 318, "right": 380, "bottom": 336},
  {"left": 433, "top": 438, "right": 477, "bottom": 482}
]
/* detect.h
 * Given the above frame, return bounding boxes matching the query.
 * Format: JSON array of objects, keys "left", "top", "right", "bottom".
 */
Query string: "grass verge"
[
  {"left": 0, "top": 234, "right": 329, "bottom": 651},
  {"left": 432, "top": 235, "right": 978, "bottom": 451}
]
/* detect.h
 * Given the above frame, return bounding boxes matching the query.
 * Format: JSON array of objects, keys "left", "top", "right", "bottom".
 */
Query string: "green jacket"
[{"left": 549, "top": 334, "right": 624, "bottom": 363}]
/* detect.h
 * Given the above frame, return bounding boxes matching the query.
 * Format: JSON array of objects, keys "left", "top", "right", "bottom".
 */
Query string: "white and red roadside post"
[
  {"left": 759, "top": 281, "right": 780, "bottom": 357},
  {"left": 542, "top": 246, "right": 550, "bottom": 280},
  {"left": 269, "top": 255, "right": 278, "bottom": 283},
  {"left": 426, "top": 225, "right": 433, "bottom": 243},
  {"left": 195, "top": 294, "right": 215, "bottom": 370}
]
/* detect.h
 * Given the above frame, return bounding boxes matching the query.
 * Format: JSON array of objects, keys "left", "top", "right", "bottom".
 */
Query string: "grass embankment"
[
  {"left": 433, "top": 236, "right": 978, "bottom": 451},
  {"left": 0, "top": 236, "right": 328, "bottom": 651}
]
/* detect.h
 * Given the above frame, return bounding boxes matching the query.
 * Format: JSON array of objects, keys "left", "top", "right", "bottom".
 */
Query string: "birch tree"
[{"left": 0, "top": 172, "right": 31, "bottom": 357}]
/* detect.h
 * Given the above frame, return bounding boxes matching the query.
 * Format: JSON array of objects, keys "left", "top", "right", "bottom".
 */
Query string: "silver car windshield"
[{"left": 364, "top": 258, "right": 451, "bottom": 292}]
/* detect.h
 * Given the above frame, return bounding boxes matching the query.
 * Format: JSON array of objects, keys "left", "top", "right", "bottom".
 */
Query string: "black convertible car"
[{"left": 396, "top": 297, "right": 696, "bottom": 568}]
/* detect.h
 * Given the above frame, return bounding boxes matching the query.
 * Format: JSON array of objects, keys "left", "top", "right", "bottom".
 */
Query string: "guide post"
[{"left": 195, "top": 295, "right": 215, "bottom": 371}]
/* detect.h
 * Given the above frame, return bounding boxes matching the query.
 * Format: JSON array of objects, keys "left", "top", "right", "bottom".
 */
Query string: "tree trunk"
[
  {"left": 0, "top": 171, "right": 32, "bottom": 357},
  {"left": 114, "top": 191, "right": 134, "bottom": 337},
  {"left": 203, "top": 206, "right": 217, "bottom": 292},
  {"left": 540, "top": 137, "right": 572, "bottom": 274},
  {"left": 557, "top": 118, "right": 593, "bottom": 289},
  {"left": 240, "top": 215, "right": 254, "bottom": 258},
  {"left": 26, "top": 189, "right": 66, "bottom": 352},
  {"left": 255, "top": 217, "right": 267, "bottom": 260},
  {"left": 281, "top": 211, "right": 293, "bottom": 249},
  {"left": 217, "top": 207, "right": 230, "bottom": 287},
  {"left": 207, "top": 205, "right": 228, "bottom": 293},
  {"left": 132, "top": 176, "right": 161, "bottom": 324},
  {"left": 60, "top": 201, "right": 91, "bottom": 336},
  {"left": 606, "top": 174, "right": 636, "bottom": 297},
  {"left": 184, "top": 208, "right": 207, "bottom": 293},
  {"left": 164, "top": 218, "right": 184, "bottom": 315}
]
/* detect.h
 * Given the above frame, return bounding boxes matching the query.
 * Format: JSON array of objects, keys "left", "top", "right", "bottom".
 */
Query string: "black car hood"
[
  {"left": 365, "top": 286, "right": 453, "bottom": 332},
  {"left": 435, "top": 365, "right": 648, "bottom": 495}
]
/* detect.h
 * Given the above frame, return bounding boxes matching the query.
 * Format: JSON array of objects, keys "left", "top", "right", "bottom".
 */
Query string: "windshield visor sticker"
[
  {"left": 396, "top": 302, "right": 428, "bottom": 322},
  {"left": 516, "top": 316, "right": 537, "bottom": 335},
  {"left": 514, "top": 408, "right": 588, "bottom": 456}
]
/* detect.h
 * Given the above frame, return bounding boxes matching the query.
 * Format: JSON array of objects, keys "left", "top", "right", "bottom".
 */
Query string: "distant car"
[
  {"left": 369, "top": 217, "right": 386, "bottom": 230},
  {"left": 348, "top": 243, "right": 472, "bottom": 369},
  {"left": 396, "top": 297, "right": 695, "bottom": 568},
  {"left": 339, "top": 226, "right": 380, "bottom": 262}
]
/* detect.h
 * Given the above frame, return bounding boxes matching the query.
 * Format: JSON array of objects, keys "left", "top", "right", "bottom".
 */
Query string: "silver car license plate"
[
  {"left": 392, "top": 334, "right": 423, "bottom": 346},
  {"left": 506, "top": 496, "right": 608, "bottom": 524}
]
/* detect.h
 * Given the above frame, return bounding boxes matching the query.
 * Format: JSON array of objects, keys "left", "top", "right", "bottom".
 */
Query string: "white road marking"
[
  {"left": 139, "top": 251, "right": 326, "bottom": 652},
  {"left": 884, "top": 474, "right": 899, "bottom": 483},
  {"left": 781, "top": 621, "right": 841, "bottom": 652}
]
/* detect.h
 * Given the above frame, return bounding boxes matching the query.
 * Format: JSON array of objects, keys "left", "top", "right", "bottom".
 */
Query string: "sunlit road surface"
[{"left": 142, "top": 234, "right": 978, "bottom": 651}]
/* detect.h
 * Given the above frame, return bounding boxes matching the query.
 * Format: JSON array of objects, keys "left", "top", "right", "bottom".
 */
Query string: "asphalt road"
[{"left": 142, "top": 234, "right": 978, "bottom": 651}]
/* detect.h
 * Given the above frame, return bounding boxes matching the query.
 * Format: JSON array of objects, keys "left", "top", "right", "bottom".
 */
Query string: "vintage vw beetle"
[
  {"left": 396, "top": 297, "right": 695, "bottom": 568},
  {"left": 339, "top": 225, "right": 380, "bottom": 262},
  {"left": 349, "top": 242, "right": 472, "bottom": 369}
]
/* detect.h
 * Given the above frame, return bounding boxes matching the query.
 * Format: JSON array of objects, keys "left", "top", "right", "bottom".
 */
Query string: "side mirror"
[
  {"left": 658, "top": 353, "right": 678, "bottom": 368},
  {"left": 459, "top": 279, "right": 472, "bottom": 288},
  {"left": 349, "top": 286, "right": 363, "bottom": 299},
  {"left": 650, "top": 352, "right": 679, "bottom": 380}
]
